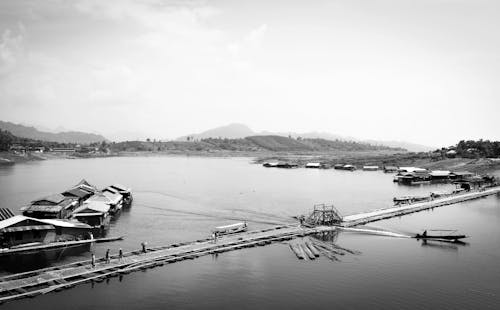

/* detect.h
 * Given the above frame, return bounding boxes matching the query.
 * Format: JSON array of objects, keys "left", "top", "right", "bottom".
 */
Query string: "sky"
[{"left": 0, "top": 0, "right": 499, "bottom": 146}]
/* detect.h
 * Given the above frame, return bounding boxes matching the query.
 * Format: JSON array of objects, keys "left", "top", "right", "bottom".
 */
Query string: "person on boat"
[
  {"left": 105, "top": 249, "right": 110, "bottom": 263},
  {"left": 119, "top": 248, "right": 123, "bottom": 262},
  {"left": 91, "top": 253, "right": 96, "bottom": 268},
  {"left": 213, "top": 232, "right": 218, "bottom": 243},
  {"left": 141, "top": 242, "right": 147, "bottom": 253},
  {"left": 422, "top": 230, "right": 427, "bottom": 237}
]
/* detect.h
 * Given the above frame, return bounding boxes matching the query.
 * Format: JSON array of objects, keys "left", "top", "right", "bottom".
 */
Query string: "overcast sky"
[{"left": 0, "top": 0, "right": 499, "bottom": 146}]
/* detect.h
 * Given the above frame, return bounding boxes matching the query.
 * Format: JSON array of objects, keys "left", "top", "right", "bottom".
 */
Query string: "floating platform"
[
  {"left": 0, "top": 225, "right": 335, "bottom": 303},
  {"left": 342, "top": 187, "right": 500, "bottom": 226},
  {"left": 2, "top": 186, "right": 499, "bottom": 304}
]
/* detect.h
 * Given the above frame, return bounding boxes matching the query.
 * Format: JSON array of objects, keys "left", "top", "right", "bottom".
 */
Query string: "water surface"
[{"left": 0, "top": 156, "right": 499, "bottom": 309}]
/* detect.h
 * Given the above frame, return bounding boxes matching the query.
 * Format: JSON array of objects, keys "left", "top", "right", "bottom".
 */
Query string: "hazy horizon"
[{"left": 1, "top": 0, "right": 499, "bottom": 146}]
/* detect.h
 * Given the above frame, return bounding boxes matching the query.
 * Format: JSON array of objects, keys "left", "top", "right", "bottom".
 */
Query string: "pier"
[
  {"left": 1, "top": 186, "right": 499, "bottom": 303},
  {"left": 342, "top": 186, "right": 500, "bottom": 227},
  {"left": 0, "top": 225, "right": 335, "bottom": 303}
]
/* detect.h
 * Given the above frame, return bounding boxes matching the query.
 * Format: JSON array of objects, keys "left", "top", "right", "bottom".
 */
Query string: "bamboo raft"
[
  {"left": 0, "top": 225, "right": 335, "bottom": 303},
  {"left": 1, "top": 186, "right": 499, "bottom": 303},
  {"left": 342, "top": 186, "right": 500, "bottom": 227},
  {"left": 0, "top": 236, "right": 124, "bottom": 256}
]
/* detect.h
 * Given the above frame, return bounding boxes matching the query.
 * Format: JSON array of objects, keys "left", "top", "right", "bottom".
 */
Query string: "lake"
[{"left": 1, "top": 156, "right": 499, "bottom": 309}]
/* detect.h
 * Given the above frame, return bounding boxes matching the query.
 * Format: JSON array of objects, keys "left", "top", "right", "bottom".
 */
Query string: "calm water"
[{"left": 1, "top": 156, "right": 499, "bottom": 309}]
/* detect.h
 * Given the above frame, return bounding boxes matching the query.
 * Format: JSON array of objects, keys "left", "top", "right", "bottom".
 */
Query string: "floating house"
[
  {"left": 305, "top": 162, "right": 323, "bottom": 169},
  {"left": 383, "top": 166, "right": 398, "bottom": 173},
  {"left": 276, "top": 162, "right": 299, "bottom": 168},
  {"left": 397, "top": 171, "right": 431, "bottom": 185},
  {"left": 450, "top": 171, "right": 474, "bottom": 181},
  {"left": 72, "top": 201, "right": 111, "bottom": 228},
  {"left": 398, "top": 167, "right": 428, "bottom": 173},
  {"left": 61, "top": 187, "right": 94, "bottom": 206},
  {"left": 84, "top": 192, "right": 122, "bottom": 215},
  {"left": 21, "top": 194, "right": 78, "bottom": 219},
  {"left": 394, "top": 167, "right": 430, "bottom": 184},
  {"left": 342, "top": 164, "right": 356, "bottom": 171},
  {"left": 263, "top": 162, "right": 278, "bottom": 168},
  {"left": 362, "top": 165, "right": 379, "bottom": 171},
  {"left": 37, "top": 219, "right": 92, "bottom": 241},
  {"left": 429, "top": 170, "right": 451, "bottom": 181},
  {"left": 107, "top": 184, "right": 133, "bottom": 206},
  {"left": 0, "top": 216, "right": 55, "bottom": 248},
  {"left": 73, "top": 179, "right": 98, "bottom": 194},
  {"left": 0, "top": 214, "right": 92, "bottom": 250}
]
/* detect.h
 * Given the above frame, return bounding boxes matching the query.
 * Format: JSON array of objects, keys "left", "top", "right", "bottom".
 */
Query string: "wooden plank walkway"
[
  {"left": 0, "top": 225, "right": 335, "bottom": 303},
  {"left": 1, "top": 186, "right": 499, "bottom": 304},
  {"left": 342, "top": 186, "right": 500, "bottom": 226}
]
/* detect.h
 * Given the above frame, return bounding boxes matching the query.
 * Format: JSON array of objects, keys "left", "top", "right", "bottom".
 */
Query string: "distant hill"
[
  {"left": 112, "top": 135, "right": 405, "bottom": 153},
  {"left": 0, "top": 121, "right": 107, "bottom": 144},
  {"left": 175, "top": 123, "right": 431, "bottom": 152}
]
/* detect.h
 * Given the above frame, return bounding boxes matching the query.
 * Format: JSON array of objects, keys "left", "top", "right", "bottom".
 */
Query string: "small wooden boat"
[
  {"left": 393, "top": 195, "right": 430, "bottom": 205},
  {"left": 415, "top": 230, "right": 467, "bottom": 243},
  {"left": 213, "top": 222, "right": 248, "bottom": 235}
]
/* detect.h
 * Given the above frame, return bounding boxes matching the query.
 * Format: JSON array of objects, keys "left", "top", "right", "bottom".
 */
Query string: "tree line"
[{"left": 455, "top": 140, "right": 500, "bottom": 158}]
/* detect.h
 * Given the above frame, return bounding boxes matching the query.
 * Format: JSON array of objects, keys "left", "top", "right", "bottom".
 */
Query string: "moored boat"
[{"left": 213, "top": 222, "right": 248, "bottom": 235}]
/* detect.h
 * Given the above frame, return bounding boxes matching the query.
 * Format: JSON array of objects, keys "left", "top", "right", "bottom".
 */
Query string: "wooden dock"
[
  {"left": 0, "top": 225, "right": 335, "bottom": 303},
  {"left": 1, "top": 186, "right": 499, "bottom": 303},
  {"left": 342, "top": 186, "right": 500, "bottom": 227}
]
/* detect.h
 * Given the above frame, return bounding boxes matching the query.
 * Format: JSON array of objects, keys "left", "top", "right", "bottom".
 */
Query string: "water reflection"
[
  {"left": 419, "top": 239, "right": 469, "bottom": 252},
  {"left": 0, "top": 243, "right": 91, "bottom": 273}
]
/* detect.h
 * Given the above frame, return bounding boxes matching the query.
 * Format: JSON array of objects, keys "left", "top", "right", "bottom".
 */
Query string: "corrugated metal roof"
[
  {"left": 103, "top": 187, "right": 119, "bottom": 194},
  {"left": 38, "top": 219, "right": 91, "bottom": 229},
  {"left": 0, "top": 208, "right": 15, "bottom": 221},
  {"left": 86, "top": 193, "right": 111, "bottom": 203},
  {"left": 0, "top": 215, "right": 52, "bottom": 230},
  {"left": 31, "top": 193, "right": 66, "bottom": 205},
  {"left": 102, "top": 191, "right": 122, "bottom": 204},
  {"left": 62, "top": 188, "right": 91, "bottom": 199},
  {"left": 23, "top": 205, "right": 63, "bottom": 213},
  {"left": 2, "top": 225, "right": 55, "bottom": 233},
  {"left": 451, "top": 171, "right": 474, "bottom": 176},
  {"left": 110, "top": 184, "right": 130, "bottom": 192},
  {"left": 73, "top": 179, "right": 98, "bottom": 193},
  {"left": 430, "top": 170, "right": 451, "bottom": 177},
  {"left": 74, "top": 201, "right": 110, "bottom": 214},
  {"left": 306, "top": 163, "right": 321, "bottom": 167}
]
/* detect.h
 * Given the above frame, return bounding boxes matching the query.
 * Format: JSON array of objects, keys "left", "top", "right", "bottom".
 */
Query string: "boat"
[
  {"left": 415, "top": 230, "right": 467, "bottom": 243},
  {"left": 213, "top": 222, "right": 248, "bottom": 235},
  {"left": 263, "top": 162, "right": 278, "bottom": 168},
  {"left": 342, "top": 164, "right": 356, "bottom": 171},
  {"left": 393, "top": 195, "right": 430, "bottom": 205},
  {"left": 276, "top": 162, "right": 298, "bottom": 169}
]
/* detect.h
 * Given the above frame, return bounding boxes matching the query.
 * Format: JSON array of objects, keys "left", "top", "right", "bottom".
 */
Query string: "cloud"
[{"left": 0, "top": 26, "right": 25, "bottom": 76}]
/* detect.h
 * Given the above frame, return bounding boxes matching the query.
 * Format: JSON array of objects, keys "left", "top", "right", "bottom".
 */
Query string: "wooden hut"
[
  {"left": 71, "top": 201, "right": 111, "bottom": 228},
  {"left": 21, "top": 194, "right": 78, "bottom": 219}
]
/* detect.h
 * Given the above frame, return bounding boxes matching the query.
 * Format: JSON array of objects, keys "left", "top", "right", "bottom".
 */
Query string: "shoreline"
[{"left": 2, "top": 150, "right": 499, "bottom": 173}]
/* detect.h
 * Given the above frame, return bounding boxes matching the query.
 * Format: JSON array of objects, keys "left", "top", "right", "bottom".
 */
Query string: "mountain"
[
  {"left": 176, "top": 123, "right": 255, "bottom": 141},
  {"left": 112, "top": 135, "right": 405, "bottom": 153},
  {"left": 175, "top": 123, "right": 432, "bottom": 152},
  {"left": 0, "top": 121, "right": 107, "bottom": 144}
]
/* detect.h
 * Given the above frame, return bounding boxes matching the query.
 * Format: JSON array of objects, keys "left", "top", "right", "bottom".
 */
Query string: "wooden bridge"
[{"left": 1, "top": 186, "right": 499, "bottom": 304}]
